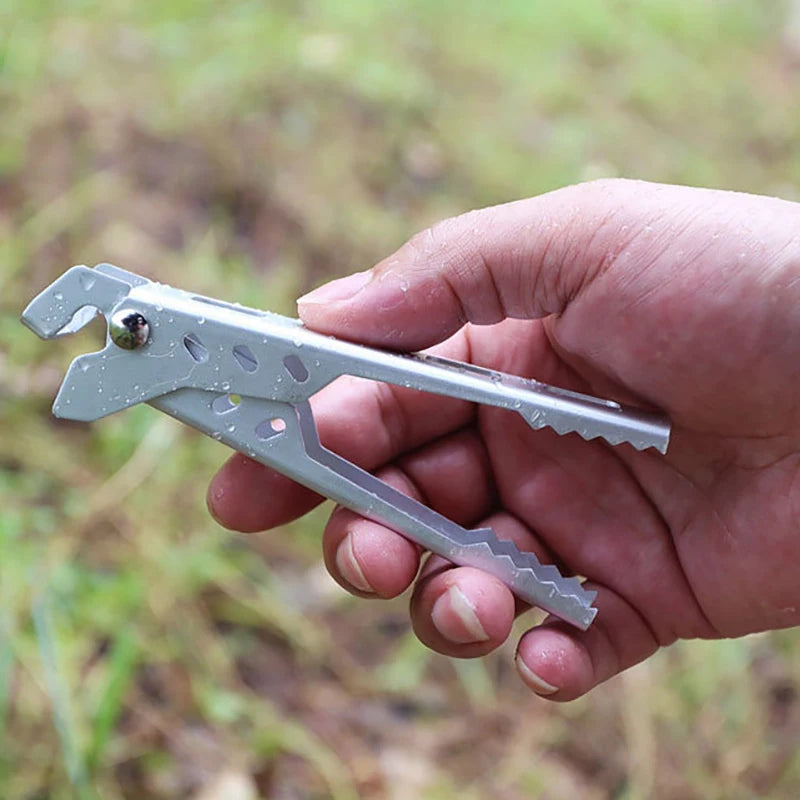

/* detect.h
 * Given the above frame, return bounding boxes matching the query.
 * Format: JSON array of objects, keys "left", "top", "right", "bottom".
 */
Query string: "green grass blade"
[
  {"left": 31, "top": 582, "right": 90, "bottom": 796},
  {"left": 86, "top": 627, "right": 139, "bottom": 775}
]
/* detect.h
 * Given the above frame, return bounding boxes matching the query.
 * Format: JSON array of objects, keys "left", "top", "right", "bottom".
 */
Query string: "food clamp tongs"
[{"left": 21, "top": 264, "right": 671, "bottom": 630}]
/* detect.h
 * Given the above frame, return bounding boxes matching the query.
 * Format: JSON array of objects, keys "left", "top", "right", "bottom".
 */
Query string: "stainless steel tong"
[{"left": 22, "top": 264, "right": 671, "bottom": 630}]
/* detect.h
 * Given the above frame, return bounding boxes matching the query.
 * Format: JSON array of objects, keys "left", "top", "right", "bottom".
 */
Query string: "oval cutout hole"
[
  {"left": 212, "top": 394, "right": 242, "bottom": 414},
  {"left": 255, "top": 417, "right": 286, "bottom": 440},
  {"left": 184, "top": 334, "right": 208, "bottom": 363},
  {"left": 233, "top": 344, "right": 258, "bottom": 373},
  {"left": 283, "top": 354, "right": 309, "bottom": 382}
]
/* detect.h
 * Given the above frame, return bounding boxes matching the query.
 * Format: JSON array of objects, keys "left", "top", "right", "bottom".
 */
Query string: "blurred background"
[{"left": 2, "top": 1, "right": 800, "bottom": 798}]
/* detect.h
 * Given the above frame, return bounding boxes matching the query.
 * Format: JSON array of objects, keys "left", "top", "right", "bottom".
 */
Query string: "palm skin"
[{"left": 208, "top": 179, "right": 800, "bottom": 700}]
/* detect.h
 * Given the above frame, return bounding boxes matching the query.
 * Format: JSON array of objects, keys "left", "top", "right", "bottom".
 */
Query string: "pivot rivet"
[{"left": 109, "top": 309, "right": 150, "bottom": 350}]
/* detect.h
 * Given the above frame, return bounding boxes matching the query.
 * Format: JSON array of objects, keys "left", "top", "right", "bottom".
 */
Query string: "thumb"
[{"left": 297, "top": 178, "right": 650, "bottom": 350}]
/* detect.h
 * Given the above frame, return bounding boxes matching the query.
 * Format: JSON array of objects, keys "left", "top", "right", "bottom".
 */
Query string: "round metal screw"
[{"left": 109, "top": 309, "right": 150, "bottom": 350}]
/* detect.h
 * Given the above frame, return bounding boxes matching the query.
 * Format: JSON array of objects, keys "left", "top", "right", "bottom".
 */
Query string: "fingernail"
[
  {"left": 298, "top": 270, "right": 373, "bottom": 306},
  {"left": 335, "top": 532, "right": 373, "bottom": 593},
  {"left": 431, "top": 585, "right": 490, "bottom": 644},
  {"left": 515, "top": 653, "right": 558, "bottom": 695}
]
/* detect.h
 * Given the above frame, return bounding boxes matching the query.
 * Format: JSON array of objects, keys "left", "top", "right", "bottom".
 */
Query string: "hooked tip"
[
  {"left": 19, "top": 264, "right": 126, "bottom": 341},
  {"left": 20, "top": 299, "right": 50, "bottom": 339},
  {"left": 21, "top": 301, "right": 102, "bottom": 340}
]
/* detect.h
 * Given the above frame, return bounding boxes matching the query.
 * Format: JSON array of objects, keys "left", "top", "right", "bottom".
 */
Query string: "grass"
[{"left": 2, "top": 0, "right": 800, "bottom": 797}]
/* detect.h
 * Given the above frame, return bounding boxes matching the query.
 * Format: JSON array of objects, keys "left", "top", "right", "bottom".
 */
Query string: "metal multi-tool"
[{"left": 22, "top": 264, "right": 671, "bottom": 630}]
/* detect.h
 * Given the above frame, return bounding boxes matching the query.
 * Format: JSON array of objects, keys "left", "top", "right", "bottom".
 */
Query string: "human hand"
[{"left": 208, "top": 179, "right": 800, "bottom": 700}]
